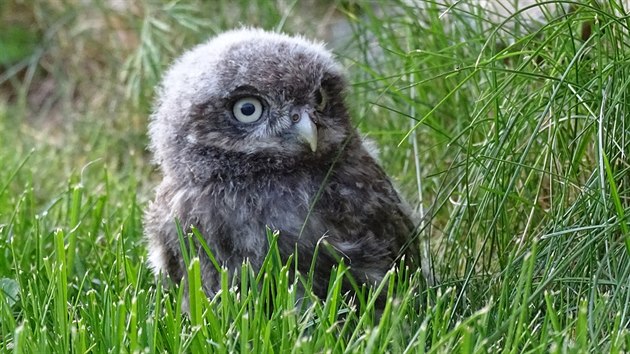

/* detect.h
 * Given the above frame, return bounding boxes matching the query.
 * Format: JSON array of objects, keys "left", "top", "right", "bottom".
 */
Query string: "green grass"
[{"left": 1, "top": 0, "right": 630, "bottom": 352}]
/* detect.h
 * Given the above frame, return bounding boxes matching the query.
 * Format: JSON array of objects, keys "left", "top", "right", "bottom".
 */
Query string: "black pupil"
[{"left": 240, "top": 103, "right": 256, "bottom": 116}]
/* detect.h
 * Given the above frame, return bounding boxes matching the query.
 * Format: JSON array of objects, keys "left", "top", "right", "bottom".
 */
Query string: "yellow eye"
[
  {"left": 314, "top": 87, "right": 327, "bottom": 111},
  {"left": 233, "top": 97, "right": 263, "bottom": 123}
]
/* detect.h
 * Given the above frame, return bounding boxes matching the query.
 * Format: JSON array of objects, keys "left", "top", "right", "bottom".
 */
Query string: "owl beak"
[{"left": 291, "top": 109, "right": 318, "bottom": 152}]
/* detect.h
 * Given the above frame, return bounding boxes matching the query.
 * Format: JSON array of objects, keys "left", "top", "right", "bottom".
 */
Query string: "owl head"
[{"left": 149, "top": 28, "right": 356, "bottom": 183}]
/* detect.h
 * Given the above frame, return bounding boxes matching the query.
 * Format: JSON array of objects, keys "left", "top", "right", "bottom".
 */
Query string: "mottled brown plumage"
[{"left": 144, "top": 28, "right": 420, "bottom": 306}]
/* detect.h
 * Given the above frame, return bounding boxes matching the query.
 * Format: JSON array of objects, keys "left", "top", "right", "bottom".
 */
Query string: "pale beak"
[{"left": 291, "top": 108, "right": 318, "bottom": 152}]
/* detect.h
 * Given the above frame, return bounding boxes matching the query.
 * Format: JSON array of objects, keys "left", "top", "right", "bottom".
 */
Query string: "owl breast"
[{"left": 182, "top": 170, "right": 318, "bottom": 263}]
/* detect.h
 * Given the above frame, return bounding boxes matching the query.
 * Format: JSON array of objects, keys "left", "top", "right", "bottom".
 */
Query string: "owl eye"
[
  {"left": 314, "top": 87, "right": 327, "bottom": 111},
  {"left": 233, "top": 97, "right": 263, "bottom": 123}
]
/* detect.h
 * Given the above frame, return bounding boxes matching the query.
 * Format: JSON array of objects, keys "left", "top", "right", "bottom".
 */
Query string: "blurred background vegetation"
[{"left": 0, "top": 0, "right": 347, "bottom": 119}]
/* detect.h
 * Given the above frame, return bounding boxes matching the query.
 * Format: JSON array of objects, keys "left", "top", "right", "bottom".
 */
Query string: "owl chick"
[{"left": 145, "top": 28, "right": 420, "bottom": 305}]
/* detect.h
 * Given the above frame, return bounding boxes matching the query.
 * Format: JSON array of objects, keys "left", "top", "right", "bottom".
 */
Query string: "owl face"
[{"left": 150, "top": 29, "right": 354, "bottom": 181}]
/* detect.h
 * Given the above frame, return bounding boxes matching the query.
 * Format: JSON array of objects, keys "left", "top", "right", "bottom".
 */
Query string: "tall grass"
[{"left": 1, "top": 0, "right": 629, "bottom": 352}]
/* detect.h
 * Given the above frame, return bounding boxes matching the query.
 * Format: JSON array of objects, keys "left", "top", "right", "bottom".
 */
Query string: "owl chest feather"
[
  {"left": 164, "top": 145, "right": 413, "bottom": 272},
  {"left": 167, "top": 172, "right": 316, "bottom": 264}
]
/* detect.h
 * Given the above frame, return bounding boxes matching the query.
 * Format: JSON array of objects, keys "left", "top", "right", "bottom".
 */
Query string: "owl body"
[{"left": 145, "top": 29, "right": 417, "bottom": 300}]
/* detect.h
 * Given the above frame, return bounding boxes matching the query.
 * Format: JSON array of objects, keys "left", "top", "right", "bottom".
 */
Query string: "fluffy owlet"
[{"left": 144, "top": 28, "right": 420, "bottom": 305}]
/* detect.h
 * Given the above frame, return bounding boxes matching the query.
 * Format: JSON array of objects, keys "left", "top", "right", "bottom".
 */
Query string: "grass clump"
[{"left": 1, "top": 0, "right": 630, "bottom": 352}]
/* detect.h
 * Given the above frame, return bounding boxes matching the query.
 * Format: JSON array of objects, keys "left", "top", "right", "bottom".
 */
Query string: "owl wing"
[{"left": 287, "top": 148, "right": 420, "bottom": 294}]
